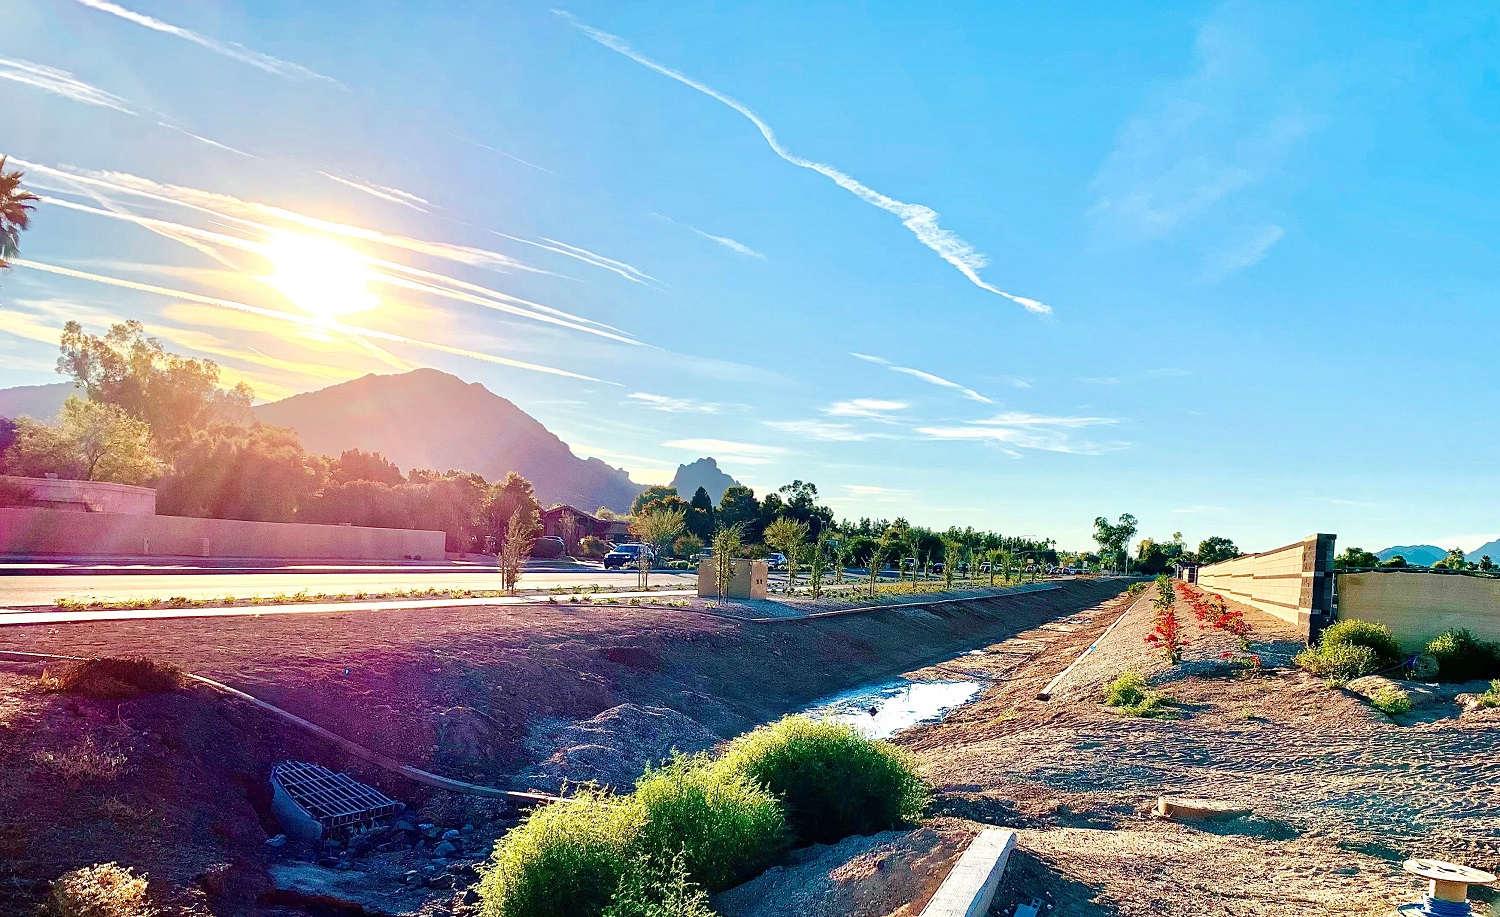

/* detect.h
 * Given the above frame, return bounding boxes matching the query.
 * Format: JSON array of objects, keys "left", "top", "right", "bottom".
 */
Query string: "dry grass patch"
[
  {"left": 34, "top": 735, "right": 129, "bottom": 783},
  {"left": 48, "top": 862, "right": 155, "bottom": 917},
  {"left": 36, "top": 657, "right": 184, "bottom": 700}
]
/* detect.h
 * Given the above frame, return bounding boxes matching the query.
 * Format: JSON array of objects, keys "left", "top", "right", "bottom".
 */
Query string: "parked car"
[
  {"left": 603, "top": 543, "right": 655, "bottom": 569},
  {"left": 931, "top": 562, "right": 946, "bottom": 575},
  {"left": 690, "top": 549, "right": 713, "bottom": 564},
  {"left": 766, "top": 552, "right": 788, "bottom": 571},
  {"left": 531, "top": 536, "right": 566, "bottom": 559}
]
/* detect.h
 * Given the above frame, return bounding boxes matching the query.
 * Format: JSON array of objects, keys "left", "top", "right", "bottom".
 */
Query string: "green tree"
[
  {"left": 631, "top": 485, "right": 678, "bottom": 516},
  {"left": 1379, "top": 554, "right": 1408, "bottom": 569},
  {"left": 942, "top": 540, "right": 961, "bottom": 590},
  {"left": 1195, "top": 536, "right": 1240, "bottom": 566},
  {"left": 1335, "top": 546, "right": 1382, "bottom": 570},
  {"left": 57, "top": 320, "right": 252, "bottom": 446},
  {"left": 0, "top": 156, "right": 39, "bottom": 275},
  {"left": 1093, "top": 513, "right": 1138, "bottom": 573},
  {"left": 1433, "top": 547, "right": 1470, "bottom": 571},
  {"left": 711, "top": 524, "right": 744, "bottom": 605},
  {"left": 3, "top": 396, "right": 164, "bottom": 485},
  {"left": 1481, "top": 556, "right": 1496, "bottom": 573},
  {"left": 156, "top": 423, "right": 323, "bottom": 521},
  {"left": 481, "top": 473, "right": 542, "bottom": 553},
  {"left": 329, "top": 448, "right": 404, "bottom": 485},
  {"left": 764, "top": 517, "right": 810, "bottom": 590},
  {"left": 632, "top": 505, "right": 686, "bottom": 589},
  {"left": 686, "top": 486, "right": 715, "bottom": 540},
  {"left": 498, "top": 507, "right": 537, "bottom": 594},
  {"left": 716, "top": 485, "right": 761, "bottom": 540}
]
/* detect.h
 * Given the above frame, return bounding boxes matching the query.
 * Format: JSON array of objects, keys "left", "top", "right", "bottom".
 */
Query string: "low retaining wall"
[
  {"left": 0, "top": 475, "right": 156, "bottom": 515},
  {"left": 0, "top": 507, "right": 445, "bottom": 561},
  {"left": 1337, "top": 571, "right": 1500, "bottom": 649},
  {"left": 1196, "top": 534, "right": 1335, "bottom": 638}
]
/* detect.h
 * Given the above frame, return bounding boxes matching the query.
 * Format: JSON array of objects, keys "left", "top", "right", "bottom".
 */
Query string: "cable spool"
[{"left": 1395, "top": 859, "right": 1496, "bottom": 916}]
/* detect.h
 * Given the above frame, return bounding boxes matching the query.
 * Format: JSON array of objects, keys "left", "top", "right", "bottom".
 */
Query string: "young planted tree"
[
  {"left": 711, "top": 524, "right": 744, "bottom": 605},
  {"left": 764, "top": 517, "right": 810, "bottom": 592},
  {"left": 498, "top": 507, "right": 537, "bottom": 594},
  {"left": 942, "top": 540, "right": 961, "bottom": 591},
  {"left": 867, "top": 544, "right": 885, "bottom": 598},
  {"left": 631, "top": 505, "right": 686, "bottom": 590},
  {"left": 557, "top": 511, "right": 579, "bottom": 557},
  {"left": 807, "top": 531, "right": 830, "bottom": 599}
]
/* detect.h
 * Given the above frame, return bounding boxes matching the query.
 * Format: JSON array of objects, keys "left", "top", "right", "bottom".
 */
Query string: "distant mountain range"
[
  {"left": 669, "top": 457, "right": 739, "bottom": 504},
  {"left": 1375, "top": 543, "right": 1500, "bottom": 565},
  {"left": 252, "top": 369, "right": 643, "bottom": 511},
  {"left": 1375, "top": 545, "right": 1447, "bottom": 566},
  {"left": 1, "top": 370, "right": 649, "bottom": 512},
  {"left": 0, "top": 382, "right": 76, "bottom": 421}
]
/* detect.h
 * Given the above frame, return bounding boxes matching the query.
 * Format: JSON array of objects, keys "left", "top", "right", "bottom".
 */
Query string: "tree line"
[{"left": 0, "top": 321, "right": 543, "bottom": 554}]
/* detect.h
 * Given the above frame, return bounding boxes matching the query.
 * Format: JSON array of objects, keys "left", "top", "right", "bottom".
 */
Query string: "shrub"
[
  {"left": 1424, "top": 629, "right": 1500, "bottom": 682},
  {"left": 631, "top": 756, "right": 787, "bottom": 893},
  {"left": 36, "top": 657, "right": 184, "bottom": 700},
  {"left": 602, "top": 852, "right": 717, "bottom": 917},
  {"left": 1126, "top": 582, "right": 1147, "bottom": 599},
  {"left": 1104, "top": 672, "right": 1147, "bottom": 708},
  {"left": 713, "top": 716, "right": 927, "bottom": 845},
  {"left": 1476, "top": 680, "right": 1500, "bottom": 708},
  {"left": 1294, "top": 642, "right": 1378, "bottom": 685},
  {"left": 479, "top": 788, "right": 646, "bottom": 917},
  {"left": 48, "top": 862, "right": 153, "bottom": 917},
  {"left": 1369, "top": 685, "right": 1412, "bottom": 716},
  {"left": 1317, "top": 620, "right": 1403, "bottom": 667}
]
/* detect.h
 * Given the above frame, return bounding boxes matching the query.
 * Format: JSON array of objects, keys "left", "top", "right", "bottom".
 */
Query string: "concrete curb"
[
  {"left": 920, "top": 827, "right": 1017, "bottom": 917},
  {"left": 1035, "top": 589, "right": 1148, "bottom": 700}
]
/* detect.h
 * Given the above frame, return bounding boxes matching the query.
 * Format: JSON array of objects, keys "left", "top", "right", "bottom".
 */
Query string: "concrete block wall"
[
  {"left": 0, "top": 475, "right": 156, "bottom": 515},
  {"left": 1196, "top": 534, "right": 1335, "bottom": 638},
  {"left": 1337, "top": 571, "right": 1500, "bottom": 650},
  {"left": 0, "top": 507, "right": 445, "bottom": 561}
]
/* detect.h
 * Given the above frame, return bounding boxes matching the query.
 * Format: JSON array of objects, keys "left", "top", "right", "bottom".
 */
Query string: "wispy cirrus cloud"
[
  {"left": 490, "top": 232, "right": 657, "bottom": 285},
  {"left": 558, "top": 10, "right": 1049, "bottom": 314},
  {"left": 318, "top": 172, "right": 430, "bottom": 211},
  {"left": 917, "top": 411, "right": 1122, "bottom": 455},
  {"left": 15, "top": 258, "right": 614, "bottom": 384},
  {"left": 763, "top": 419, "right": 889, "bottom": 442},
  {"left": 628, "top": 392, "right": 723, "bottom": 414},
  {"left": 851, "top": 352, "right": 992, "bottom": 404},
  {"left": 1199, "top": 223, "right": 1284, "bottom": 281},
  {"left": 843, "top": 484, "right": 912, "bottom": 499},
  {"left": 824, "top": 398, "right": 908, "bottom": 419},
  {"left": 652, "top": 213, "right": 764, "bottom": 260},
  {"left": 662, "top": 438, "right": 786, "bottom": 465},
  {"left": 1090, "top": 13, "right": 1310, "bottom": 245},
  {"left": 0, "top": 57, "right": 135, "bottom": 113},
  {"left": 71, "top": 0, "right": 340, "bottom": 86}
]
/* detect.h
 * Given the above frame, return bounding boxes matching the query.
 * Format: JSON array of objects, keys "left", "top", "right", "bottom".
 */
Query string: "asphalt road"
[{"left": 0, "top": 567, "right": 701, "bottom": 608}]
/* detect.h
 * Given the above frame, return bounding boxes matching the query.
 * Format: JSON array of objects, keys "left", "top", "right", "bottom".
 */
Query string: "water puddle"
[{"left": 801, "top": 679, "right": 983, "bottom": 739}]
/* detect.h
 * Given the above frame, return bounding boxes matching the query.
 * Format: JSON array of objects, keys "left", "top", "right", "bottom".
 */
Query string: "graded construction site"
[{"left": 2, "top": 577, "right": 1496, "bottom": 916}]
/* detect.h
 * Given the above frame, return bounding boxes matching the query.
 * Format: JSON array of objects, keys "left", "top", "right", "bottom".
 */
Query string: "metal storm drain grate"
[{"left": 271, "top": 761, "right": 400, "bottom": 839}]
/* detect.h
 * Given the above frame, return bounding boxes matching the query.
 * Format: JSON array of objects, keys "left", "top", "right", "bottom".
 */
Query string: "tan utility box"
[{"left": 696, "top": 558, "right": 768, "bottom": 599}]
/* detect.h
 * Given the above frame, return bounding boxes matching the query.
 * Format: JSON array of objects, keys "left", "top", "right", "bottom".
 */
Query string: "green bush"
[
  {"left": 1369, "top": 685, "right": 1412, "bottom": 716},
  {"left": 1295, "top": 642, "right": 1379, "bottom": 685},
  {"left": 1104, "top": 672, "right": 1147, "bottom": 707},
  {"left": 713, "top": 716, "right": 927, "bottom": 845},
  {"left": 632, "top": 756, "right": 787, "bottom": 893},
  {"left": 1126, "top": 582, "right": 1147, "bottom": 598},
  {"left": 48, "top": 863, "right": 153, "bottom": 917},
  {"left": 479, "top": 789, "right": 645, "bottom": 917},
  {"left": 1317, "top": 620, "right": 1403, "bottom": 666},
  {"left": 1424, "top": 629, "right": 1500, "bottom": 682},
  {"left": 602, "top": 852, "right": 717, "bottom": 917},
  {"left": 1476, "top": 681, "right": 1500, "bottom": 708}
]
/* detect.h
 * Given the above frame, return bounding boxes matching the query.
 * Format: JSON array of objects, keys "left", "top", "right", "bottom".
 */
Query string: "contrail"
[
  {"left": 557, "top": 10, "right": 1050, "bottom": 314},
  {"left": 71, "top": 0, "right": 341, "bottom": 86},
  {"left": 14, "top": 260, "right": 614, "bottom": 384}
]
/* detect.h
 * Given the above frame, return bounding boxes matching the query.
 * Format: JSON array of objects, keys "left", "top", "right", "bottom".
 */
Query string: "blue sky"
[{"left": 3, "top": 1, "right": 1499, "bottom": 553}]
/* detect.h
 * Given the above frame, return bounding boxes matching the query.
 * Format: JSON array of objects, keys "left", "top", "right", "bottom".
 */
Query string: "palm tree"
[{"left": 0, "top": 156, "right": 40, "bottom": 270}]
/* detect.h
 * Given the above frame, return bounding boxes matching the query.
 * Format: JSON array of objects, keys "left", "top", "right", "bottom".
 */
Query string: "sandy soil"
[
  {"left": 0, "top": 579, "right": 1128, "bottom": 916},
  {"left": 896, "top": 582, "right": 1500, "bottom": 916}
]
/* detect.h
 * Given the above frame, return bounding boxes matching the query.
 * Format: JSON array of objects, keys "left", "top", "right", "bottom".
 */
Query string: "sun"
[{"left": 262, "top": 232, "right": 378, "bottom": 324}]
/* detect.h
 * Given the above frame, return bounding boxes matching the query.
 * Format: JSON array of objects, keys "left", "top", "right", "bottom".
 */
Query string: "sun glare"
[{"left": 262, "top": 233, "right": 379, "bottom": 324}]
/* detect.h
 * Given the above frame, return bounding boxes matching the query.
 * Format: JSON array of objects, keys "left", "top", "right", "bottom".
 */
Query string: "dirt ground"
[
  {"left": 0, "top": 579, "right": 1127, "bottom": 916},
  {"left": 896, "top": 583, "right": 1500, "bottom": 916}
]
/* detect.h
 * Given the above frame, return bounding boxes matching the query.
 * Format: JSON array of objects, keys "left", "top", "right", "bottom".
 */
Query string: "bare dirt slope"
[
  {"left": 894, "top": 584, "right": 1500, "bottom": 916},
  {"left": 0, "top": 579, "right": 1128, "bottom": 916}
]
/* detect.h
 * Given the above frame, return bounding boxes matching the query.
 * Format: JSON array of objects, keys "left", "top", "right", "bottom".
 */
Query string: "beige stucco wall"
[
  {"left": 1196, "top": 534, "right": 1335, "bottom": 636},
  {"left": 696, "top": 558, "right": 769, "bottom": 599},
  {"left": 1, "top": 475, "right": 156, "bottom": 515},
  {"left": 0, "top": 507, "right": 445, "bottom": 561},
  {"left": 1337, "top": 571, "right": 1500, "bottom": 649}
]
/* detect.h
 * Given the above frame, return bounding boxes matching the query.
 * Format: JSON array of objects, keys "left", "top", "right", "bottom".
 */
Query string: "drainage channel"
[{"left": 799, "top": 677, "right": 984, "bottom": 739}]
